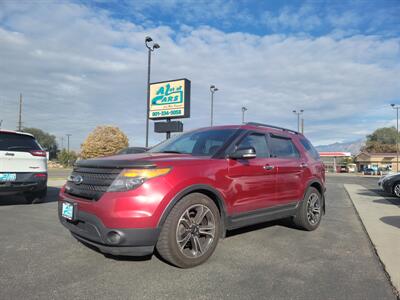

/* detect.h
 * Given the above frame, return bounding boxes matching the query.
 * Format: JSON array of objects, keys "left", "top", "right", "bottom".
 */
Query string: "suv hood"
[{"left": 75, "top": 152, "right": 198, "bottom": 169}]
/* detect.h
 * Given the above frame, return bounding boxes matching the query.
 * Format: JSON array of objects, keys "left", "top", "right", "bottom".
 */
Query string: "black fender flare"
[{"left": 157, "top": 184, "right": 229, "bottom": 238}]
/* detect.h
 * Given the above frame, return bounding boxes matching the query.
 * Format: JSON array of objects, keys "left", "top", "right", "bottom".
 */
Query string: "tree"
[
  {"left": 23, "top": 127, "right": 58, "bottom": 159},
  {"left": 80, "top": 126, "right": 129, "bottom": 159},
  {"left": 362, "top": 127, "right": 399, "bottom": 153},
  {"left": 57, "top": 149, "right": 78, "bottom": 167}
]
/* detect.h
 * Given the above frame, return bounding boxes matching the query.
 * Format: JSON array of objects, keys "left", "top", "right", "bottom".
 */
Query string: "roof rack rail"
[{"left": 245, "top": 122, "right": 299, "bottom": 135}]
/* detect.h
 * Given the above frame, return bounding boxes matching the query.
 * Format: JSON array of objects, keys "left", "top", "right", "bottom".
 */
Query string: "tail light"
[
  {"left": 30, "top": 150, "right": 46, "bottom": 157},
  {"left": 34, "top": 173, "right": 47, "bottom": 178}
]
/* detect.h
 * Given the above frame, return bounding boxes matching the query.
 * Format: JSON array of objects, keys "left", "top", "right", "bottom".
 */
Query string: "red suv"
[{"left": 59, "top": 123, "right": 325, "bottom": 268}]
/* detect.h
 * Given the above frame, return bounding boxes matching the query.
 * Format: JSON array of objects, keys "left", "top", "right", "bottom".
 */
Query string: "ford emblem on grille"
[{"left": 72, "top": 175, "right": 83, "bottom": 185}]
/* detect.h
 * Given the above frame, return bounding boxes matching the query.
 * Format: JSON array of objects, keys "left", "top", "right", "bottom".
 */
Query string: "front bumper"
[
  {"left": 58, "top": 201, "right": 161, "bottom": 256},
  {"left": 0, "top": 172, "right": 47, "bottom": 195}
]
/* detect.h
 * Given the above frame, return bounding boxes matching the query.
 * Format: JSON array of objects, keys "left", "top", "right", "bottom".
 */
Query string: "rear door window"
[
  {"left": 0, "top": 133, "right": 42, "bottom": 152},
  {"left": 268, "top": 135, "right": 300, "bottom": 158}
]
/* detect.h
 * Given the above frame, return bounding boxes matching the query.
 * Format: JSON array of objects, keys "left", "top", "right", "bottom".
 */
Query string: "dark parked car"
[
  {"left": 59, "top": 123, "right": 326, "bottom": 268},
  {"left": 363, "top": 168, "right": 376, "bottom": 175},
  {"left": 117, "top": 147, "right": 148, "bottom": 155},
  {"left": 379, "top": 173, "right": 400, "bottom": 197}
]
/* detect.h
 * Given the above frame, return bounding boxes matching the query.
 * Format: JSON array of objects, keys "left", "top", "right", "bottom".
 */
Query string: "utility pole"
[
  {"left": 391, "top": 104, "right": 399, "bottom": 172},
  {"left": 0, "top": 120, "right": 3, "bottom": 129},
  {"left": 66, "top": 134, "right": 72, "bottom": 153},
  {"left": 60, "top": 136, "right": 64, "bottom": 150},
  {"left": 301, "top": 118, "right": 304, "bottom": 134},
  {"left": 18, "top": 93, "right": 22, "bottom": 131},
  {"left": 66, "top": 134, "right": 72, "bottom": 166}
]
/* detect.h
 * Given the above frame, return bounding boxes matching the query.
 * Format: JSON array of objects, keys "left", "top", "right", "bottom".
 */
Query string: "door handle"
[
  {"left": 263, "top": 165, "right": 274, "bottom": 170},
  {"left": 300, "top": 163, "right": 308, "bottom": 168},
  {"left": 5, "top": 152, "right": 15, "bottom": 156}
]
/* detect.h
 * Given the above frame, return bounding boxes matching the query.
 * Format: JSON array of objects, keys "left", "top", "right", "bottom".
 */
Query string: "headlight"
[{"left": 107, "top": 168, "right": 171, "bottom": 192}]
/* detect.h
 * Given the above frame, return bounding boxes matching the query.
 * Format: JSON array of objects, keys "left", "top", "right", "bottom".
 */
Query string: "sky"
[{"left": 0, "top": 0, "right": 399, "bottom": 150}]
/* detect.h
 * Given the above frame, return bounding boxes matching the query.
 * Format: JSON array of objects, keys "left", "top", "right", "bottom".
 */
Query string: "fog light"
[{"left": 106, "top": 231, "right": 122, "bottom": 245}]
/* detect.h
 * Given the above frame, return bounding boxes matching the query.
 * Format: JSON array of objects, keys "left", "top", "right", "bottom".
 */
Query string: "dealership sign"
[{"left": 149, "top": 78, "right": 191, "bottom": 120}]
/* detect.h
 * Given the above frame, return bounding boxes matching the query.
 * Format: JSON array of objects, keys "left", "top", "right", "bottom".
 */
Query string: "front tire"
[
  {"left": 392, "top": 182, "right": 400, "bottom": 198},
  {"left": 156, "top": 193, "right": 220, "bottom": 268},
  {"left": 293, "top": 187, "right": 322, "bottom": 231}
]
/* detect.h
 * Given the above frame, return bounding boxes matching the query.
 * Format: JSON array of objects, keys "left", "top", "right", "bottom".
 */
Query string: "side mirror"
[{"left": 229, "top": 147, "right": 256, "bottom": 159}]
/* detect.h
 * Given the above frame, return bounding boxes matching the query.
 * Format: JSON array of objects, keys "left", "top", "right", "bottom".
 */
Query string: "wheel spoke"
[
  {"left": 194, "top": 206, "right": 210, "bottom": 225},
  {"left": 178, "top": 232, "right": 191, "bottom": 250},
  {"left": 192, "top": 236, "right": 203, "bottom": 255},
  {"left": 180, "top": 218, "right": 191, "bottom": 228},
  {"left": 312, "top": 207, "right": 321, "bottom": 214},
  {"left": 199, "top": 225, "right": 215, "bottom": 238}
]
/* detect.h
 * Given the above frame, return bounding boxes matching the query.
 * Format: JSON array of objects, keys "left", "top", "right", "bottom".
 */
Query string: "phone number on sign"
[{"left": 151, "top": 110, "right": 182, "bottom": 117}]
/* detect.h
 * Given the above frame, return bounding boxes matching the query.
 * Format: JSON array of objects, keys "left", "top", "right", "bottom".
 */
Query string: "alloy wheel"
[
  {"left": 306, "top": 193, "right": 321, "bottom": 225},
  {"left": 176, "top": 204, "right": 216, "bottom": 258}
]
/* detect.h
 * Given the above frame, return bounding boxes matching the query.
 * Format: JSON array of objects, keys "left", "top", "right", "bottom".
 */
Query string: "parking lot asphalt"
[{"left": 0, "top": 174, "right": 397, "bottom": 299}]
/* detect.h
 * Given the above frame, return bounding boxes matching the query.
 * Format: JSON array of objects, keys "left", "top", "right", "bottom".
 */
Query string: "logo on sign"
[{"left": 151, "top": 83, "right": 183, "bottom": 106}]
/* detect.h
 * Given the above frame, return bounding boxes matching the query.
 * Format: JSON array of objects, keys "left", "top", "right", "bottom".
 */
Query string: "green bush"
[{"left": 57, "top": 149, "right": 78, "bottom": 167}]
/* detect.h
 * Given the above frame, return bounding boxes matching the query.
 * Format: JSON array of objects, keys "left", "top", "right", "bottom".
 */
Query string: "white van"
[{"left": 0, "top": 130, "right": 47, "bottom": 203}]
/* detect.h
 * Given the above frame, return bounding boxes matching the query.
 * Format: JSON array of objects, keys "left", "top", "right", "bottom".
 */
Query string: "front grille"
[{"left": 65, "top": 167, "right": 121, "bottom": 200}]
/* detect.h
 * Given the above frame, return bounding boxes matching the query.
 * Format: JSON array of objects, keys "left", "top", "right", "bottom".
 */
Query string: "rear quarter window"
[
  {"left": 299, "top": 138, "right": 320, "bottom": 160},
  {"left": 0, "top": 133, "right": 42, "bottom": 152}
]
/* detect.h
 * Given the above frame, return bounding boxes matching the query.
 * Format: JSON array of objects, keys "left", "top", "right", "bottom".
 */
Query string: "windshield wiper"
[{"left": 160, "top": 150, "right": 185, "bottom": 154}]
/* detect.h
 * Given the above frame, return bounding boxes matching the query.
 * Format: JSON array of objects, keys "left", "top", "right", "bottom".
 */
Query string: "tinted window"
[
  {"left": 299, "top": 138, "right": 320, "bottom": 160},
  {"left": 0, "top": 132, "right": 42, "bottom": 152},
  {"left": 237, "top": 133, "right": 269, "bottom": 158},
  {"left": 269, "top": 135, "right": 299, "bottom": 158},
  {"left": 149, "top": 129, "right": 237, "bottom": 156}
]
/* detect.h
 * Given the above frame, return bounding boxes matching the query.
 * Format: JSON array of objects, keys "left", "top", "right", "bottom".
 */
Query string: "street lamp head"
[
  {"left": 242, "top": 106, "right": 247, "bottom": 112},
  {"left": 391, "top": 103, "right": 395, "bottom": 107},
  {"left": 210, "top": 85, "right": 215, "bottom": 89},
  {"left": 214, "top": 88, "right": 219, "bottom": 91},
  {"left": 145, "top": 36, "right": 153, "bottom": 43},
  {"left": 293, "top": 110, "right": 296, "bottom": 113},
  {"left": 300, "top": 109, "right": 304, "bottom": 113},
  {"left": 153, "top": 43, "right": 160, "bottom": 49}
]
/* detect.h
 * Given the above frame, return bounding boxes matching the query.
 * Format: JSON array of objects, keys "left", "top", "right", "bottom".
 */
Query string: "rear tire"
[
  {"left": 156, "top": 193, "right": 220, "bottom": 268},
  {"left": 25, "top": 187, "right": 47, "bottom": 204},
  {"left": 292, "top": 187, "right": 322, "bottom": 231}
]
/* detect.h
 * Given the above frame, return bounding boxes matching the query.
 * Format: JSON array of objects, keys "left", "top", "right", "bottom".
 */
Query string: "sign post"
[{"left": 149, "top": 78, "right": 191, "bottom": 139}]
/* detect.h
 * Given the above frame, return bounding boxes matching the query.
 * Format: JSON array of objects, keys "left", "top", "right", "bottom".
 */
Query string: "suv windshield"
[
  {"left": 149, "top": 129, "right": 237, "bottom": 156},
  {"left": 0, "top": 132, "right": 42, "bottom": 152}
]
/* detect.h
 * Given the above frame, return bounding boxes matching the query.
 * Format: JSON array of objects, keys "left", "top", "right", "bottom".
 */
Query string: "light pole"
[
  {"left": 391, "top": 104, "right": 399, "bottom": 172},
  {"left": 145, "top": 36, "right": 160, "bottom": 147},
  {"left": 210, "top": 85, "right": 218, "bottom": 126},
  {"left": 293, "top": 109, "right": 304, "bottom": 132},
  {"left": 241, "top": 106, "right": 248, "bottom": 124},
  {"left": 66, "top": 134, "right": 72, "bottom": 166}
]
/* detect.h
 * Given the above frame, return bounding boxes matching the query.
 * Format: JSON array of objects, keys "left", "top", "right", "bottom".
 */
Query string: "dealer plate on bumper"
[
  {"left": 0, "top": 173, "right": 16, "bottom": 182},
  {"left": 62, "top": 202, "right": 75, "bottom": 220}
]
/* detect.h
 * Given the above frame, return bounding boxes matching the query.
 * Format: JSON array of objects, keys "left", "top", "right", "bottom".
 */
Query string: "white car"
[{"left": 0, "top": 130, "right": 47, "bottom": 203}]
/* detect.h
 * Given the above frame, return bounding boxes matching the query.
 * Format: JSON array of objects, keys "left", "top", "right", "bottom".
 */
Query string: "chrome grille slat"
[{"left": 65, "top": 167, "right": 120, "bottom": 200}]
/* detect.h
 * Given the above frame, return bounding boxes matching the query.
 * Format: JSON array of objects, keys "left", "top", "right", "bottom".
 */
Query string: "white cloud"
[{"left": 0, "top": 2, "right": 399, "bottom": 150}]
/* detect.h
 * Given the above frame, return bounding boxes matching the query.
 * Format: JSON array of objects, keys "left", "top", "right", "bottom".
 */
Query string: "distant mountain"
[{"left": 315, "top": 139, "right": 365, "bottom": 155}]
